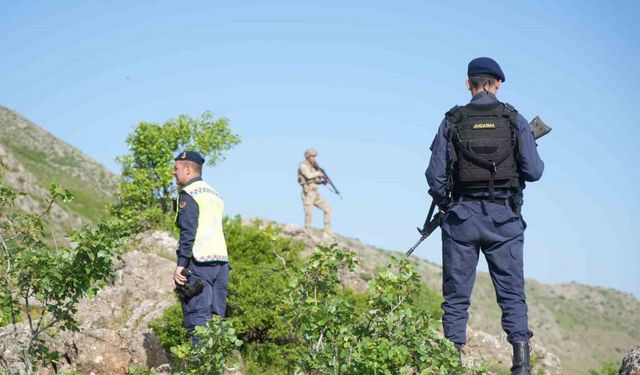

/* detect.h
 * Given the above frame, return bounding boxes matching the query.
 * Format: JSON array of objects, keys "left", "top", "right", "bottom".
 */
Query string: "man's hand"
[
  {"left": 173, "top": 266, "right": 187, "bottom": 287},
  {"left": 436, "top": 196, "right": 452, "bottom": 212}
]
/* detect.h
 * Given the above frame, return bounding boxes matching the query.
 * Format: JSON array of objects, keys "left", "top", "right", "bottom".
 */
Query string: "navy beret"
[
  {"left": 174, "top": 151, "right": 205, "bottom": 165},
  {"left": 468, "top": 57, "right": 505, "bottom": 82}
]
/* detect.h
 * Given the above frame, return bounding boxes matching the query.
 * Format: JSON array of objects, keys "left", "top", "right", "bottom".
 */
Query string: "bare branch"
[
  {"left": 271, "top": 248, "right": 287, "bottom": 268},
  {"left": 0, "top": 232, "right": 10, "bottom": 276}
]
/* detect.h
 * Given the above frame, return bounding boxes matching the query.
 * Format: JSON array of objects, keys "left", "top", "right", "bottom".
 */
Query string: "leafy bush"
[
  {"left": 284, "top": 248, "right": 464, "bottom": 375},
  {"left": 589, "top": 361, "right": 619, "bottom": 375},
  {"left": 224, "top": 217, "right": 304, "bottom": 371},
  {"left": 0, "top": 165, "right": 125, "bottom": 374},
  {"left": 149, "top": 303, "right": 189, "bottom": 351},
  {"left": 151, "top": 217, "right": 305, "bottom": 373},
  {"left": 414, "top": 279, "right": 445, "bottom": 320},
  {"left": 170, "top": 316, "right": 242, "bottom": 375},
  {"left": 150, "top": 221, "right": 465, "bottom": 375}
]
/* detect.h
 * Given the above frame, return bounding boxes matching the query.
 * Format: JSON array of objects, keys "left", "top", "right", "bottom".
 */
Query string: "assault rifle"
[
  {"left": 312, "top": 161, "right": 343, "bottom": 199},
  {"left": 406, "top": 116, "right": 551, "bottom": 256}
]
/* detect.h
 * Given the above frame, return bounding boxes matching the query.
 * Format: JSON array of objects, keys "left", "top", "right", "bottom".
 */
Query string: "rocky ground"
[
  {"left": 3, "top": 226, "right": 637, "bottom": 374},
  {"left": 0, "top": 247, "right": 175, "bottom": 374}
]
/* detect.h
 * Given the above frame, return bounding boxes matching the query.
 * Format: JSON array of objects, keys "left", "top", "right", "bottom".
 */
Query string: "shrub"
[
  {"left": 149, "top": 218, "right": 467, "bottom": 374},
  {"left": 170, "top": 316, "right": 242, "bottom": 375},
  {"left": 284, "top": 248, "right": 464, "bottom": 374},
  {"left": 149, "top": 303, "right": 189, "bottom": 351},
  {"left": 589, "top": 361, "right": 619, "bottom": 375},
  {"left": 0, "top": 166, "right": 125, "bottom": 374}
]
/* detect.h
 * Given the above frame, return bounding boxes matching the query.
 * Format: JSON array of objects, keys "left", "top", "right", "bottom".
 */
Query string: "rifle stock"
[{"left": 531, "top": 116, "right": 551, "bottom": 140}]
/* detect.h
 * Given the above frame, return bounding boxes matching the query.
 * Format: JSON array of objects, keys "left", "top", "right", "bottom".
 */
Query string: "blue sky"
[{"left": 1, "top": 0, "right": 639, "bottom": 297}]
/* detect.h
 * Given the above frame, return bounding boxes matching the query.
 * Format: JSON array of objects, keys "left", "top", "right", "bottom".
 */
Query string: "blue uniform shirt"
[
  {"left": 176, "top": 176, "right": 202, "bottom": 267},
  {"left": 426, "top": 92, "right": 544, "bottom": 205}
]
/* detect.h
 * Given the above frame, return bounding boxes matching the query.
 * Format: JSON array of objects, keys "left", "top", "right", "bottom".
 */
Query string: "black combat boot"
[
  {"left": 510, "top": 341, "right": 531, "bottom": 375},
  {"left": 454, "top": 343, "right": 463, "bottom": 364}
]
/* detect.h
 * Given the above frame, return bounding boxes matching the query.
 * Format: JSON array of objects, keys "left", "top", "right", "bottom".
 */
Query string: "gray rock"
[
  {"left": 619, "top": 345, "right": 640, "bottom": 375},
  {"left": 60, "top": 250, "right": 176, "bottom": 374},
  {"left": 129, "top": 230, "right": 178, "bottom": 260},
  {"left": 0, "top": 245, "right": 177, "bottom": 375},
  {"left": 460, "top": 328, "right": 563, "bottom": 374}
]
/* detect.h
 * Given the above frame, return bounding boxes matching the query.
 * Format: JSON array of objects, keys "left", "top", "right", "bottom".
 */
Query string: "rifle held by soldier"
[
  {"left": 406, "top": 116, "right": 551, "bottom": 256},
  {"left": 312, "top": 161, "right": 343, "bottom": 199}
]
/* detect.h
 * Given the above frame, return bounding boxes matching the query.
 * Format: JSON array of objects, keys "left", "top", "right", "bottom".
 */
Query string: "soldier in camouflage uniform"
[{"left": 298, "top": 148, "right": 333, "bottom": 239}]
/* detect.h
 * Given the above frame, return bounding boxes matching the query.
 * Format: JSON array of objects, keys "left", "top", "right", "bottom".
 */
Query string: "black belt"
[{"left": 461, "top": 196, "right": 509, "bottom": 203}]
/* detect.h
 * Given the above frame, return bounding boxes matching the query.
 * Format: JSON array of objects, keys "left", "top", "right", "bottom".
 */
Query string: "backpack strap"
[
  {"left": 445, "top": 105, "right": 463, "bottom": 150},
  {"left": 445, "top": 105, "right": 463, "bottom": 124},
  {"left": 503, "top": 102, "right": 516, "bottom": 113},
  {"left": 502, "top": 103, "right": 525, "bottom": 215},
  {"left": 444, "top": 106, "right": 464, "bottom": 195},
  {"left": 502, "top": 103, "right": 518, "bottom": 126}
]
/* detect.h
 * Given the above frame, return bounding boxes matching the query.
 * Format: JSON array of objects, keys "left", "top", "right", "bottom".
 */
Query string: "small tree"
[
  {"left": 111, "top": 112, "right": 240, "bottom": 229},
  {"left": 284, "top": 245, "right": 465, "bottom": 375},
  {"left": 0, "top": 161, "right": 124, "bottom": 374}
]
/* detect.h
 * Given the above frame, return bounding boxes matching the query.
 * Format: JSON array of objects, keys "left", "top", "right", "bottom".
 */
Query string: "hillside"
[
  {"left": 3, "top": 223, "right": 632, "bottom": 374},
  {"left": 0, "top": 105, "right": 117, "bottom": 232},
  {"left": 470, "top": 275, "right": 639, "bottom": 374},
  {"left": 1, "top": 105, "right": 637, "bottom": 374}
]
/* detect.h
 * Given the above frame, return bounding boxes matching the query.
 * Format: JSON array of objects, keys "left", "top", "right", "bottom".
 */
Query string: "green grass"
[{"left": 1, "top": 139, "right": 111, "bottom": 223}]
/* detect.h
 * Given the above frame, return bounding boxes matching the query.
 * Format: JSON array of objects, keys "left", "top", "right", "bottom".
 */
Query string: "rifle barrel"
[
  {"left": 313, "top": 162, "right": 342, "bottom": 199},
  {"left": 406, "top": 235, "right": 427, "bottom": 256}
]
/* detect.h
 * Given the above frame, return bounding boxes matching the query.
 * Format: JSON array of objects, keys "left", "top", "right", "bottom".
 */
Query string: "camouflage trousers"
[{"left": 301, "top": 188, "right": 332, "bottom": 236}]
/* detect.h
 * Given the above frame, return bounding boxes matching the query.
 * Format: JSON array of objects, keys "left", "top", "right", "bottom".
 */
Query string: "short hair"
[
  {"left": 185, "top": 160, "right": 202, "bottom": 175},
  {"left": 469, "top": 76, "right": 497, "bottom": 91}
]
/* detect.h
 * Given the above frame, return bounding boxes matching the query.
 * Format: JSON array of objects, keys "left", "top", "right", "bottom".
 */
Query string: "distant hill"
[
  {"left": 468, "top": 275, "right": 639, "bottom": 374},
  {"left": 0, "top": 105, "right": 117, "bottom": 233}
]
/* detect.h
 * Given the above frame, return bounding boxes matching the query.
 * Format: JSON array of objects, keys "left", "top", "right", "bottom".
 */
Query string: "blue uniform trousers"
[
  {"left": 441, "top": 199, "right": 533, "bottom": 345},
  {"left": 181, "top": 261, "right": 230, "bottom": 331}
]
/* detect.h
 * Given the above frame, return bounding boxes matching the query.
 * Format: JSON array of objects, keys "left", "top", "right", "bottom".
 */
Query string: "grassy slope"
[
  {"left": 0, "top": 105, "right": 117, "bottom": 226},
  {"left": 464, "top": 272, "right": 640, "bottom": 374}
]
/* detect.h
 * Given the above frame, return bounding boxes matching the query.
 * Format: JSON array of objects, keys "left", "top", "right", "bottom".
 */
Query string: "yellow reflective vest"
[{"left": 179, "top": 180, "right": 228, "bottom": 262}]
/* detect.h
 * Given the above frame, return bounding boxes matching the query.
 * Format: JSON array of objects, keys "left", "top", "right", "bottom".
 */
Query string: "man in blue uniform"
[
  {"left": 426, "top": 57, "right": 544, "bottom": 375},
  {"left": 172, "top": 151, "right": 230, "bottom": 342}
]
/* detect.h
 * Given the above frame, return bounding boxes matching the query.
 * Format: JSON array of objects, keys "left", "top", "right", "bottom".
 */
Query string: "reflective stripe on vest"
[{"left": 181, "top": 180, "right": 228, "bottom": 263}]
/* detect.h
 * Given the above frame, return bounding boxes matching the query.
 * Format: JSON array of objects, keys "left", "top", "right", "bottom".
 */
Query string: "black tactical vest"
[{"left": 446, "top": 102, "right": 519, "bottom": 198}]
